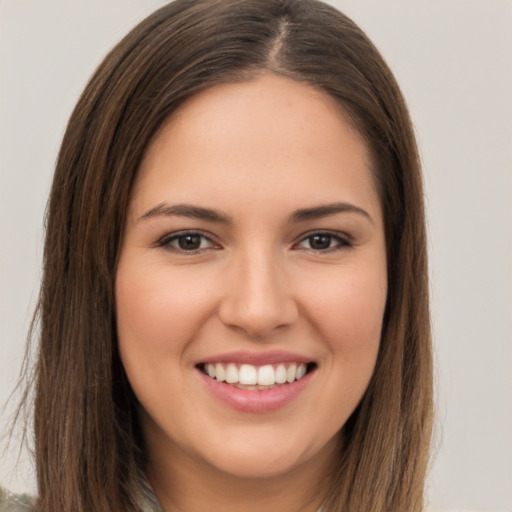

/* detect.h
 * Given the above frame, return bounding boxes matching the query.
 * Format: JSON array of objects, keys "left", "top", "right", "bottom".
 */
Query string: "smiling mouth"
[{"left": 197, "top": 362, "right": 317, "bottom": 390}]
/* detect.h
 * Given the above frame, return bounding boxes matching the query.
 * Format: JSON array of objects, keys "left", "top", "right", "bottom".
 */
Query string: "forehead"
[{"left": 131, "top": 74, "right": 380, "bottom": 222}]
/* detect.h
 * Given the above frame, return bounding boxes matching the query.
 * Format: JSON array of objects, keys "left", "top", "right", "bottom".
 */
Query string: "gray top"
[
  {"left": 0, "top": 482, "right": 162, "bottom": 512},
  {"left": 0, "top": 487, "right": 34, "bottom": 512},
  {"left": 0, "top": 484, "right": 328, "bottom": 511}
]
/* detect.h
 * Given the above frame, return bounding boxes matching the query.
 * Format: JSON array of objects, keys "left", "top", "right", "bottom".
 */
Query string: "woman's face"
[{"left": 116, "top": 75, "right": 387, "bottom": 481}]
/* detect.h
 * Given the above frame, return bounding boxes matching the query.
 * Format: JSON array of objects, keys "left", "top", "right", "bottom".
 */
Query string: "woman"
[{"left": 3, "top": 0, "right": 433, "bottom": 510}]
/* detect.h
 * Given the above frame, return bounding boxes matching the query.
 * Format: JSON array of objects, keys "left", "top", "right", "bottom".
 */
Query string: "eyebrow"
[
  {"left": 138, "top": 203, "right": 232, "bottom": 223},
  {"left": 289, "top": 202, "right": 373, "bottom": 224},
  {"left": 138, "top": 201, "right": 372, "bottom": 224}
]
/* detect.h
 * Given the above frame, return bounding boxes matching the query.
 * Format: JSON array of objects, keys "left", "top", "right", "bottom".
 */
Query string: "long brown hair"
[{"left": 21, "top": 1, "right": 432, "bottom": 510}]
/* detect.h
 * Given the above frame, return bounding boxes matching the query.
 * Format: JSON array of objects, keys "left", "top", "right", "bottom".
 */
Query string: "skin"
[{"left": 115, "top": 74, "right": 388, "bottom": 512}]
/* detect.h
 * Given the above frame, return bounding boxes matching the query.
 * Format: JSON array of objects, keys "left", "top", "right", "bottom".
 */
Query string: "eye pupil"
[
  {"left": 310, "top": 234, "right": 331, "bottom": 250},
  {"left": 178, "top": 234, "right": 201, "bottom": 250}
]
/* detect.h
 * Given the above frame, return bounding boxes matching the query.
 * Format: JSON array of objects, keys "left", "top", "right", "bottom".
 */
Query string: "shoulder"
[{"left": 0, "top": 487, "right": 35, "bottom": 512}]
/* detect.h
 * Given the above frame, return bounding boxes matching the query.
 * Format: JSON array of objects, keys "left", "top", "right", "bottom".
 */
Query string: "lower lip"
[{"left": 197, "top": 369, "right": 314, "bottom": 413}]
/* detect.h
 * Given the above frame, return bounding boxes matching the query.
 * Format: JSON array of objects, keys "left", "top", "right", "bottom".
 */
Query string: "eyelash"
[
  {"left": 156, "top": 230, "right": 220, "bottom": 254},
  {"left": 294, "top": 231, "right": 352, "bottom": 252},
  {"left": 156, "top": 230, "right": 352, "bottom": 255}
]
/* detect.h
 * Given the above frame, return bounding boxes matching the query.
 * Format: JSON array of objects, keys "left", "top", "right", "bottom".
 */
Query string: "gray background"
[{"left": 1, "top": 1, "right": 511, "bottom": 510}]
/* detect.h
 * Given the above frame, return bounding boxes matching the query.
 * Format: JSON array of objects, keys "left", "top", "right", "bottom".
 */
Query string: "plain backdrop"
[{"left": 1, "top": 1, "right": 511, "bottom": 511}]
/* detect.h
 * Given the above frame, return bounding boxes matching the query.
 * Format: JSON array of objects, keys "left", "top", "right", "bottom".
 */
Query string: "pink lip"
[
  {"left": 196, "top": 367, "right": 315, "bottom": 413},
  {"left": 198, "top": 350, "right": 313, "bottom": 366}
]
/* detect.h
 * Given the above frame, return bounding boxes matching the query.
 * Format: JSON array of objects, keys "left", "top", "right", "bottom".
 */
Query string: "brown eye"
[
  {"left": 158, "top": 231, "right": 218, "bottom": 253},
  {"left": 178, "top": 234, "right": 202, "bottom": 250},
  {"left": 308, "top": 234, "right": 332, "bottom": 250},
  {"left": 296, "top": 232, "right": 350, "bottom": 252}
]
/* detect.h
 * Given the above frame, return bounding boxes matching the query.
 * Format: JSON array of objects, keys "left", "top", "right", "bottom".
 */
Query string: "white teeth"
[
  {"left": 239, "top": 364, "right": 258, "bottom": 385},
  {"left": 225, "top": 363, "right": 238, "bottom": 384},
  {"left": 275, "top": 364, "right": 287, "bottom": 384},
  {"left": 203, "top": 362, "right": 311, "bottom": 386},
  {"left": 286, "top": 363, "right": 297, "bottom": 383},
  {"left": 257, "top": 365, "right": 275, "bottom": 386},
  {"left": 215, "top": 363, "right": 226, "bottom": 382}
]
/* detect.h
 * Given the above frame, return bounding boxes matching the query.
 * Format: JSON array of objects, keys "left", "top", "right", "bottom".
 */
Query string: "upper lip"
[{"left": 197, "top": 350, "right": 314, "bottom": 366}]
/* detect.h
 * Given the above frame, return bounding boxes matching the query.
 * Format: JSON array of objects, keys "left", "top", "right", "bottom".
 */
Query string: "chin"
[
  {"left": 196, "top": 428, "right": 336, "bottom": 481},
  {"left": 205, "top": 449, "right": 308, "bottom": 480}
]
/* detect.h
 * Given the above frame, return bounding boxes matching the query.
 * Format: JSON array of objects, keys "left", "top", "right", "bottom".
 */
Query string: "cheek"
[
  {"left": 301, "top": 265, "right": 386, "bottom": 426},
  {"left": 114, "top": 257, "right": 222, "bottom": 417},
  {"left": 303, "top": 264, "right": 387, "bottom": 357},
  {"left": 115, "top": 259, "right": 216, "bottom": 356}
]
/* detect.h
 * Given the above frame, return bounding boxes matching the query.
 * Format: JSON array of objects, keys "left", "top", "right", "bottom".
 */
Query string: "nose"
[{"left": 217, "top": 248, "right": 298, "bottom": 338}]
